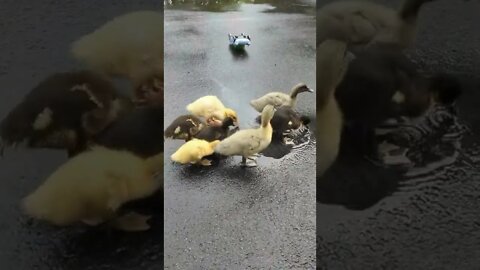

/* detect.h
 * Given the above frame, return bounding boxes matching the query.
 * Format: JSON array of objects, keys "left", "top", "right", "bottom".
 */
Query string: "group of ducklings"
[
  {"left": 165, "top": 83, "right": 314, "bottom": 167},
  {"left": 0, "top": 11, "right": 164, "bottom": 231},
  {"left": 316, "top": 0, "right": 464, "bottom": 176}
]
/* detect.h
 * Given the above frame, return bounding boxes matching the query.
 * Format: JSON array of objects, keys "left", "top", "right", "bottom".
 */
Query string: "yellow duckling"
[
  {"left": 186, "top": 95, "right": 238, "bottom": 127},
  {"left": 71, "top": 10, "right": 163, "bottom": 105},
  {"left": 22, "top": 146, "right": 163, "bottom": 231},
  {"left": 171, "top": 139, "right": 220, "bottom": 166},
  {"left": 215, "top": 105, "right": 276, "bottom": 167}
]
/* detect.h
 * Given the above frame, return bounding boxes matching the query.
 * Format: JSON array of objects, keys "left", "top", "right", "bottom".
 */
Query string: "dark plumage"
[
  {"left": 0, "top": 70, "right": 131, "bottom": 157},
  {"left": 335, "top": 46, "right": 463, "bottom": 158},
  {"left": 92, "top": 105, "right": 164, "bottom": 158},
  {"left": 194, "top": 117, "right": 236, "bottom": 142},
  {"left": 256, "top": 106, "right": 308, "bottom": 138},
  {"left": 428, "top": 73, "right": 462, "bottom": 105},
  {"left": 164, "top": 115, "right": 204, "bottom": 141},
  {"left": 335, "top": 45, "right": 429, "bottom": 128},
  {"left": 335, "top": 45, "right": 431, "bottom": 156}
]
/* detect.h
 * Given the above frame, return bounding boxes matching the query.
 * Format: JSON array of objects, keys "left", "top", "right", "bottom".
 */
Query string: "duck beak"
[{"left": 307, "top": 88, "right": 314, "bottom": 93}]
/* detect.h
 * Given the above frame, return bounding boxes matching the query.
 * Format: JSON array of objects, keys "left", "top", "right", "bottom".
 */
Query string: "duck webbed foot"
[
  {"left": 241, "top": 156, "right": 258, "bottom": 167},
  {"left": 109, "top": 212, "right": 152, "bottom": 232},
  {"left": 198, "top": 159, "right": 212, "bottom": 166}
]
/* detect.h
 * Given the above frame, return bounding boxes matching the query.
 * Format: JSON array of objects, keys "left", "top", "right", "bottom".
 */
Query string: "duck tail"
[{"left": 399, "top": 0, "right": 434, "bottom": 22}]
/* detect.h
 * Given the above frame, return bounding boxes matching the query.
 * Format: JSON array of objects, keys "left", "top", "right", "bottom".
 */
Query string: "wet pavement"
[
  {"left": 164, "top": 1, "right": 316, "bottom": 269},
  {"left": 317, "top": 0, "right": 480, "bottom": 269},
  {"left": 0, "top": 1, "right": 164, "bottom": 270}
]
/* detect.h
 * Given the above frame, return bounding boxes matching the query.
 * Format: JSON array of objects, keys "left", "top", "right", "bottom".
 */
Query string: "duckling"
[
  {"left": 194, "top": 117, "right": 236, "bottom": 142},
  {"left": 254, "top": 105, "right": 306, "bottom": 140},
  {"left": 186, "top": 95, "right": 238, "bottom": 127},
  {"left": 71, "top": 11, "right": 163, "bottom": 105},
  {"left": 317, "top": 0, "right": 436, "bottom": 49},
  {"left": 171, "top": 139, "right": 221, "bottom": 166},
  {"left": 249, "top": 83, "right": 314, "bottom": 112},
  {"left": 215, "top": 105, "right": 276, "bottom": 167},
  {"left": 0, "top": 70, "right": 132, "bottom": 157},
  {"left": 316, "top": 40, "right": 350, "bottom": 177},
  {"left": 92, "top": 105, "right": 164, "bottom": 158},
  {"left": 22, "top": 146, "right": 163, "bottom": 231},
  {"left": 164, "top": 115, "right": 204, "bottom": 141}
]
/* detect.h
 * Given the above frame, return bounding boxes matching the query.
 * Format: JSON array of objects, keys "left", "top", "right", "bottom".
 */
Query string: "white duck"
[
  {"left": 250, "top": 83, "right": 314, "bottom": 112},
  {"left": 317, "top": 0, "right": 436, "bottom": 49}
]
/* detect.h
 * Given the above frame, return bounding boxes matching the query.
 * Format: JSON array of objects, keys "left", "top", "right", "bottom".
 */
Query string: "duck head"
[
  {"left": 224, "top": 108, "right": 239, "bottom": 126},
  {"left": 291, "top": 83, "right": 314, "bottom": 97}
]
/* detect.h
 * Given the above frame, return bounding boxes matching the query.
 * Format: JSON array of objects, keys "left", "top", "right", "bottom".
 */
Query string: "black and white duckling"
[
  {"left": 71, "top": 11, "right": 163, "bottom": 105},
  {"left": 22, "top": 146, "right": 163, "bottom": 231},
  {"left": 194, "top": 117, "right": 236, "bottom": 142},
  {"left": 92, "top": 105, "right": 164, "bottom": 158},
  {"left": 171, "top": 139, "right": 221, "bottom": 166},
  {"left": 316, "top": 40, "right": 350, "bottom": 177},
  {"left": 215, "top": 105, "right": 276, "bottom": 167},
  {"left": 164, "top": 115, "right": 204, "bottom": 141},
  {"left": 0, "top": 70, "right": 132, "bottom": 157},
  {"left": 249, "top": 83, "right": 314, "bottom": 112},
  {"left": 317, "top": 0, "right": 436, "bottom": 49},
  {"left": 186, "top": 95, "right": 238, "bottom": 127},
  {"left": 255, "top": 105, "right": 308, "bottom": 141}
]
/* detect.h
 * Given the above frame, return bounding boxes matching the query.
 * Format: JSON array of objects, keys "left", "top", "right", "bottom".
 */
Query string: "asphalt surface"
[
  {"left": 317, "top": 0, "right": 480, "bottom": 269},
  {"left": 0, "top": 1, "right": 164, "bottom": 270},
  {"left": 164, "top": 1, "right": 316, "bottom": 269}
]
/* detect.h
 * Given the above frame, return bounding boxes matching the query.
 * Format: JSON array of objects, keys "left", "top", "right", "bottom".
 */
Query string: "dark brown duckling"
[
  {"left": 255, "top": 106, "right": 308, "bottom": 139},
  {"left": 194, "top": 117, "right": 236, "bottom": 142},
  {"left": 0, "top": 70, "right": 132, "bottom": 157},
  {"left": 92, "top": 105, "right": 164, "bottom": 158},
  {"left": 335, "top": 45, "right": 462, "bottom": 157},
  {"left": 164, "top": 115, "right": 204, "bottom": 141}
]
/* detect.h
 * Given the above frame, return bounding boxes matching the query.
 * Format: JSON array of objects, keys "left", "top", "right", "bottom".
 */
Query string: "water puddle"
[
  {"left": 261, "top": 124, "right": 312, "bottom": 159},
  {"left": 318, "top": 104, "right": 475, "bottom": 210},
  {"left": 164, "top": 0, "right": 315, "bottom": 15}
]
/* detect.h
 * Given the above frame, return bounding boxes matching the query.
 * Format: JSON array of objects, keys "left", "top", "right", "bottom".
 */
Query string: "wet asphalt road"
[
  {"left": 0, "top": 1, "right": 164, "bottom": 270},
  {"left": 317, "top": 0, "right": 480, "bottom": 269},
  {"left": 164, "top": 2, "right": 316, "bottom": 269}
]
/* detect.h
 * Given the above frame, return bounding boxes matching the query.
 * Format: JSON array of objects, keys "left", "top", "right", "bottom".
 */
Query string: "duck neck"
[
  {"left": 261, "top": 116, "right": 273, "bottom": 136},
  {"left": 290, "top": 87, "right": 301, "bottom": 105},
  {"left": 317, "top": 86, "right": 335, "bottom": 111}
]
